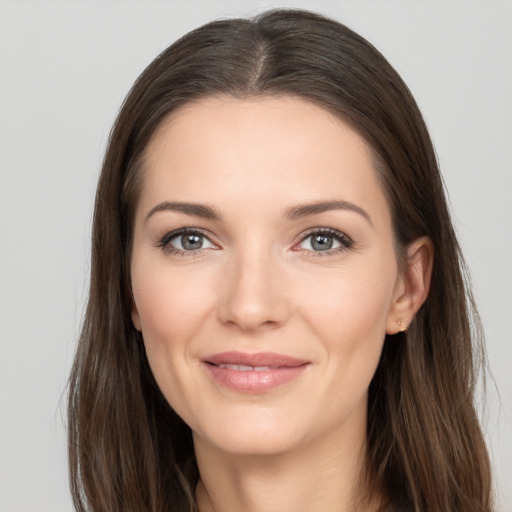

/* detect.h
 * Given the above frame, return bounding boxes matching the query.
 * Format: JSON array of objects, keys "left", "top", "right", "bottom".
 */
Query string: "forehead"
[
  {"left": 138, "top": 95, "right": 390, "bottom": 225},
  {"left": 147, "top": 95, "right": 374, "bottom": 167}
]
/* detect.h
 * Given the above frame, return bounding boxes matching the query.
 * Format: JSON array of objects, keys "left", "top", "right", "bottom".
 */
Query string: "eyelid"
[
  {"left": 292, "top": 227, "right": 354, "bottom": 255},
  {"left": 157, "top": 226, "right": 353, "bottom": 257},
  {"left": 157, "top": 227, "right": 219, "bottom": 254}
]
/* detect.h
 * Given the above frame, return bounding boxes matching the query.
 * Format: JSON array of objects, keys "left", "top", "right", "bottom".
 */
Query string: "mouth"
[
  {"left": 214, "top": 363, "right": 275, "bottom": 371},
  {"left": 202, "top": 351, "right": 309, "bottom": 393}
]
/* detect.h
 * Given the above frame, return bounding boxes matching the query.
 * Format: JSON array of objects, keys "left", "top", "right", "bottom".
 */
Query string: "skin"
[{"left": 130, "top": 96, "right": 432, "bottom": 512}]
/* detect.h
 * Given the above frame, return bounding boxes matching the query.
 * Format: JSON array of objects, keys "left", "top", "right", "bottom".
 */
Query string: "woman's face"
[{"left": 131, "top": 96, "right": 405, "bottom": 456}]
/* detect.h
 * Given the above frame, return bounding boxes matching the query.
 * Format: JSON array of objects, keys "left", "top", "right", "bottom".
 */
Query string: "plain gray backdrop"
[{"left": 0, "top": 1, "right": 511, "bottom": 510}]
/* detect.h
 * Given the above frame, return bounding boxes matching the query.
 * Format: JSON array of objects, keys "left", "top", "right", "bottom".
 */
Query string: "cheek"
[
  {"left": 132, "top": 257, "right": 213, "bottom": 341},
  {"left": 130, "top": 260, "right": 202, "bottom": 387},
  {"left": 296, "top": 257, "right": 397, "bottom": 384},
  {"left": 130, "top": 256, "right": 227, "bottom": 412},
  {"left": 299, "top": 261, "right": 396, "bottom": 337},
  {"left": 130, "top": 266, "right": 208, "bottom": 419}
]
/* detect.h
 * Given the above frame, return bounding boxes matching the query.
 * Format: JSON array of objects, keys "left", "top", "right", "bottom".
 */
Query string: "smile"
[
  {"left": 203, "top": 351, "right": 310, "bottom": 393},
  {"left": 216, "top": 364, "right": 273, "bottom": 371}
]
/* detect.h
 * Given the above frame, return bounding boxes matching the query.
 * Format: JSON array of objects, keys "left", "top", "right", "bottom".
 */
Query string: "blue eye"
[
  {"left": 297, "top": 229, "right": 353, "bottom": 254},
  {"left": 159, "top": 229, "right": 215, "bottom": 254},
  {"left": 158, "top": 227, "right": 351, "bottom": 256}
]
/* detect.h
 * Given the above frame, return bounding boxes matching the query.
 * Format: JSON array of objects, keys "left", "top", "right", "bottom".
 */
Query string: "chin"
[
  {"left": 197, "top": 429, "right": 302, "bottom": 457},
  {"left": 190, "top": 407, "right": 307, "bottom": 457}
]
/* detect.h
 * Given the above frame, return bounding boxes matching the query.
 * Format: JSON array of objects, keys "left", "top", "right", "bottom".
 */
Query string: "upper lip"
[{"left": 204, "top": 351, "right": 308, "bottom": 368}]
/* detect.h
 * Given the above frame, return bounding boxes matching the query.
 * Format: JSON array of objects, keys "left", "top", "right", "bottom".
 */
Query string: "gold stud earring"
[{"left": 397, "top": 320, "right": 407, "bottom": 332}]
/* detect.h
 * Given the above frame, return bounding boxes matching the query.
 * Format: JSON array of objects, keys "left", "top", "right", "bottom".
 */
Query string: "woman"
[{"left": 68, "top": 9, "right": 493, "bottom": 512}]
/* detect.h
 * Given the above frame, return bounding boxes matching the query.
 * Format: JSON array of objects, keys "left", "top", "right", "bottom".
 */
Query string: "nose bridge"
[{"left": 219, "top": 239, "right": 289, "bottom": 330}]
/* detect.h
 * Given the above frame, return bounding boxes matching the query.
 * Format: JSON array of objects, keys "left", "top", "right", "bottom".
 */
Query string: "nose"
[{"left": 218, "top": 248, "right": 290, "bottom": 332}]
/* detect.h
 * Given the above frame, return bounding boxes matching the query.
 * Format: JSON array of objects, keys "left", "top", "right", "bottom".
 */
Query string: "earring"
[{"left": 397, "top": 320, "right": 407, "bottom": 332}]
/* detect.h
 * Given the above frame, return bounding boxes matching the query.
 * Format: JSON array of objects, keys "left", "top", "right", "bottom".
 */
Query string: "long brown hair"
[{"left": 68, "top": 9, "right": 492, "bottom": 511}]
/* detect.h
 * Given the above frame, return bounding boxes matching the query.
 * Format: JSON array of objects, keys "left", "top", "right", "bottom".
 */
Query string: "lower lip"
[{"left": 203, "top": 363, "right": 308, "bottom": 393}]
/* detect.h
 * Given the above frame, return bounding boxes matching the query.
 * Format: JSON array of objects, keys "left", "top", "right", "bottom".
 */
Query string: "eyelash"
[
  {"left": 157, "top": 227, "right": 354, "bottom": 257},
  {"left": 157, "top": 228, "right": 214, "bottom": 256},
  {"left": 294, "top": 228, "right": 354, "bottom": 257}
]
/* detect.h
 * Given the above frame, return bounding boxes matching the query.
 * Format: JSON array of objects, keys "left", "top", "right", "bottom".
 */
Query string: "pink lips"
[{"left": 203, "top": 351, "right": 309, "bottom": 393}]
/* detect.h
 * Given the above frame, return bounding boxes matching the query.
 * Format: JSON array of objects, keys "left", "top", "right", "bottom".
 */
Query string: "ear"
[
  {"left": 386, "top": 236, "right": 434, "bottom": 335},
  {"left": 131, "top": 291, "right": 142, "bottom": 331}
]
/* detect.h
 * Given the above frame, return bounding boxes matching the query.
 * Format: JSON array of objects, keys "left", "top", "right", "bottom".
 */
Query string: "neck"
[{"left": 194, "top": 425, "right": 381, "bottom": 512}]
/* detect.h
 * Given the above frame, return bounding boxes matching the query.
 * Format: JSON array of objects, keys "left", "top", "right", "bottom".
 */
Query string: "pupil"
[
  {"left": 312, "top": 234, "right": 333, "bottom": 251},
  {"left": 182, "top": 234, "right": 203, "bottom": 250}
]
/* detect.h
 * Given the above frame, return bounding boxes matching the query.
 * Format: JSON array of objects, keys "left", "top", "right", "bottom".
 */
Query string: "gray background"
[{"left": 0, "top": 1, "right": 511, "bottom": 510}]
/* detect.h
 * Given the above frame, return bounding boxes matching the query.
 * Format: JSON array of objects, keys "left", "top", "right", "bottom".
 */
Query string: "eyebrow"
[
  {"left": 145, "top": 201, "right": 222, "bottom": 222},
  {"left": 145, "top": 199, "right": 373, "bottom": 226},
  {"left": 284, "top": 200, "right": 373, "bottom": 226}
]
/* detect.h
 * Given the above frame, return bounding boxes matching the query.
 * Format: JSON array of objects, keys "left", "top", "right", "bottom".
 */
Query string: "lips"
[
  {"left": 216, "top": 363, "right": 273, "bottom": 371},
  {"left": 202, "top": 351, "right": 309, "bottom": 393}
]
